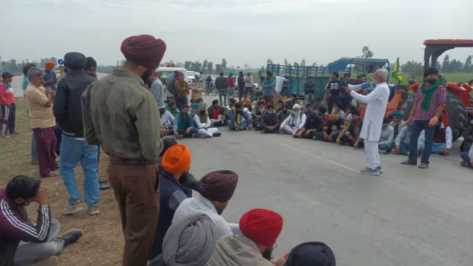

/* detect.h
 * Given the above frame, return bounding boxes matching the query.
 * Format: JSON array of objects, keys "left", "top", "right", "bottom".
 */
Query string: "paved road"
[{"left": 182, "top": 129, "right": 473, "bottom": 266}]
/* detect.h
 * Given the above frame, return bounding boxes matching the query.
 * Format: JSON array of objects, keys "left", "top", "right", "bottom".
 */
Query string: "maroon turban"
[
  {"left": 239, "top": 208, "right": 283, "bottom": 247},
  {"left": 121, "top": 34, "right": 166, "bottom": 69},
  {"left": 198, "top": 170, "right": 238, "bottom": 202}
]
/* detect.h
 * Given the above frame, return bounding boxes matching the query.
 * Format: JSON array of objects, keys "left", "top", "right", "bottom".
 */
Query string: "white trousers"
[
  {"left": 197, "top": 127, "right": 219, "bottom": 138},
  {"left": 365, "top": 141, "right": 381, "bottom": 170},
  {"left": 280, "top": 125, "right": 296, "bottom": 135}
]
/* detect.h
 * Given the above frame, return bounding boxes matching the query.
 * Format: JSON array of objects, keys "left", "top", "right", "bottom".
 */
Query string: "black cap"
[
  {"left": 2, "top": 72, "right": 13, "bottom": 79},
  {"left": 286, "top": 242, "right": 336, "bottom": 266},
  {"left": 64, "top": 52, "right": 86, "bottom": 70},
  {"left": 85, "top": 57, "right": 97, "bottom": 70},
  {"left": 424, "top": 67, "right": 439, "bottom": 77}
]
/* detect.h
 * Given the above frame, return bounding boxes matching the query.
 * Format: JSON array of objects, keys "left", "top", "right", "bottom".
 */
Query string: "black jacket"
[{"left": 54, "top": 70, "right": 96, "bottom": 138}]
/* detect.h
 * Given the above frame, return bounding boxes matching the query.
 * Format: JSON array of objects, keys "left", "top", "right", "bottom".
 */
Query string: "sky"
[{"left": 1, "top": 0, "right": 472, "bottom": 67}]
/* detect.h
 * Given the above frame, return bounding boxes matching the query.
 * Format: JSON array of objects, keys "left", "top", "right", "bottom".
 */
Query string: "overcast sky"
[{"left": 1, "top": 0, "right": 472, "bottom": 67}]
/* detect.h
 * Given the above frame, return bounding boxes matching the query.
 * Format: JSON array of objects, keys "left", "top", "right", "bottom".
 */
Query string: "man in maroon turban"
[{"left": 82, "top": 34, "right": 166, "bottom": 266}]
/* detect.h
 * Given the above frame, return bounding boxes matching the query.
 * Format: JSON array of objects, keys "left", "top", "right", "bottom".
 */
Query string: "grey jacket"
[{"left": 207, "top": 234, "right": 273, "bottom": 266}]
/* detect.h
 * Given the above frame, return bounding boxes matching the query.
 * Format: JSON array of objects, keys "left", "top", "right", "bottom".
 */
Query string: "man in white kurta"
[{"left": 348, "top": 69, "right": 390, "bottom": 176}]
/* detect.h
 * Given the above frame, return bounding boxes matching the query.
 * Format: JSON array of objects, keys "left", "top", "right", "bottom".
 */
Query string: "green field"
[{"left": 442, "top": 72, "right": 473, "bottom": 83}]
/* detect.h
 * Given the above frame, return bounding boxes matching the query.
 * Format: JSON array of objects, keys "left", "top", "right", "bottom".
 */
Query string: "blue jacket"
[{"left": 150, "top": 170, "right": 192, "bottom": 258}]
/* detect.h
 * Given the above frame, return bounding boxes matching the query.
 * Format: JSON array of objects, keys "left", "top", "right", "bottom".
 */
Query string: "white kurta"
[{"left": 350, "top": 82, "right": 390, "bottom": 142}]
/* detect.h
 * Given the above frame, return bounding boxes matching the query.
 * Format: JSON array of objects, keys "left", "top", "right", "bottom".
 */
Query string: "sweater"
[
  {"left": 0, "top": 190, "right": 51, "bottom": 266},
  {"left": 25, "top": 85, "right": 56, "bottom": 129}
]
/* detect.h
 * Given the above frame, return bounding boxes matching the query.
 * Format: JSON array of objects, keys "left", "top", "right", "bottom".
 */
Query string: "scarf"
[{"left": 420, "top": 80, "right": 441, "bottom": 112}]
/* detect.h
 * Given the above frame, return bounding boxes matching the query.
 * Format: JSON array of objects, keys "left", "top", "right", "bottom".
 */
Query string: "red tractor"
[{"left": 403, "top": 39, "right": 473, "bottom": 143}]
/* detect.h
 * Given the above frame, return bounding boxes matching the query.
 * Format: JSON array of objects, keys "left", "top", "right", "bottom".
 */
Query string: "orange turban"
[{"left": 160, "top": 144, "right": 191, "bottom": 175}]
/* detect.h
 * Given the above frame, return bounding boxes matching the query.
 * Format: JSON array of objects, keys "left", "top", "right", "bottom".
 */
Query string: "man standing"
[
  {"left": 150, "top": 71, "right": 166, "bottom": 108},
  {"left": 262, "top": 72, "right": 276, "bottom": 105},
  {"left": 1, "top": 72, "right": 16, "bottom": 137},
  {"left": 401, "top": 68, "right": 447, "bottom": 169},
  {"left": 215, "top": 73, "right": 227, "bottom": 106},
  {"left": 347, "top": 69, "right": 390, "bottom": 176},
  {"left": 83, "top": 34, "right": 166, "bottom": 266},
  {"left": 85, "top": 57, "right": 97, "bottom": 78},
  {"left": 43, "top": 61, "right": 57, "bottom": 92},
  {"left": 54, "top": 52, "right": 100, "bottom": 216}
]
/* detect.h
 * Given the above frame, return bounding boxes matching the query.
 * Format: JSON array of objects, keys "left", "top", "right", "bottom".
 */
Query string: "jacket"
[
  {"left": 207, "top": 234, "right": 273, "bottom": 266},
  {"left": 82, "top": 68, "right": 161, "bottom": 161},
  {"left": 172, "top": 194, "right": 238, "bottom": 242},
  {"left": 350, "top": 82, "right": 390, "bottom": 142},
  {"left": 215, "top": 77, "right": 226, "bottom": 91},
  {"left": 151, "top": 170, "right": 192, "bottom": 258},
  {"left": 0, "top": 190, "right": 51, "bottom": 266},
  {"left": 54, "top": 70, "right": 96, "bottom": 138}
]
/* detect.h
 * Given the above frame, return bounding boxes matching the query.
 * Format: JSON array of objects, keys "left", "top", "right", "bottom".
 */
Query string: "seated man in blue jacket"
[
  {"left": 0, "top": 175, "right": 82, "bottom": 266},
  {"left": 175, "top": 104, "right": 197, "bottom": 138},
  {"left": 149, "top": 144, "right": 193, "bottom": 261},
  {"left": 228, "top": 102, "right": 251, "bottom": 131}
]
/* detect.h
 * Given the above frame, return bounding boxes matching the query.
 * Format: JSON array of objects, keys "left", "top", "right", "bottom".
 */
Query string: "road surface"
[{"left": 182, "top": 129, "right": 473, "bottom": 266}]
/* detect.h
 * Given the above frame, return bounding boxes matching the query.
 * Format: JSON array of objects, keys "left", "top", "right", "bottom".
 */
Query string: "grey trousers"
[{"left": 14, "top": 219, "right": 64, "bottom": 266}]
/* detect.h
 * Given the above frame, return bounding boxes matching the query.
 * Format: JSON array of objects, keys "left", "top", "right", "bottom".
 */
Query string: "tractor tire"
[{"left": 446, "top": 91, "right": 467, "bottom": 141}]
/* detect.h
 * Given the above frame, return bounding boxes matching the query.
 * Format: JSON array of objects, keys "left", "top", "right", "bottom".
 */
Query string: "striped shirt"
[{"left": 0, "top": 189, "right": 51, "bottom": 266}]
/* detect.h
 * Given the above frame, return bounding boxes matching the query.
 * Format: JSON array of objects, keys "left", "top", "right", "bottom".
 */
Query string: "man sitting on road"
[
  {"left": 228, "top": 102, "right": 252, "bottom": 131},
  {"left": 171, "top": 170, "right": 239, "bottom": 242},
  {"left": 150, "top": 144, "right": 192, "bottom": 259},
  {"left": 159, "top": 107, "right": 176, "bottom": 137},
  {"left": 280, "top": 104, "right": 307, "bottom": 136},
  {"left": 208, "top": 99, "right": 226, "bottom": 127},
  {"left": 0, "top": 175, "right": 82, "bottom": 266},
  {"left": 175, "top": 104, "right": 197, "bottom": 138},
  {"left": 207, "top": 208, "right": 286, "bottom": 266}
]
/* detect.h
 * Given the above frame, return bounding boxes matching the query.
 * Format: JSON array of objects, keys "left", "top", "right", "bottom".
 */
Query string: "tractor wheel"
[{"left": 446, "top": 91, "right": 467, "bottom": 141}]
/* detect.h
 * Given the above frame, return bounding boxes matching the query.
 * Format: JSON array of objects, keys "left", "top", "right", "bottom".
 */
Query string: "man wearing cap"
[
  {"left": 82, "top": 34, "right": 166, "bottom": 266},
  {"left": 280, "top": 103, "right": 307, "bottom": 136},
  {"left": 207, "top": 208, "right": 286, "bottom": 266},
  {"left": 54, "top": 52, "right": 100, "bottom": 216},
  {"left": 171, "top": 170, "right": 239, "bottom": 242},
  {"left": 402, "top": 68, "right": 447, "bottom": 169},
  {"left": 1, "top": 72, "right": 16, "bottom": 137},
  {"left": 85, "top": 57, "right": 97, "bottom": 78},
  {"left": 150, "top": 144, "right": 192, "bottom": 259},
  {"left": 347, "top": 68, "right": 390, "bottom": 176}
]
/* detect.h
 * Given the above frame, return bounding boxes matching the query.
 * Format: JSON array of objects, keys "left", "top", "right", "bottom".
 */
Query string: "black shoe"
[
  {"left": 418, "top": 162, "right": 429, "bottom": 169},
  {"left": 62, "top": 229, "right": 82, "bottom": 247},
  {"left": 401, "top": 160, "right": 417, "bottom": 166},
  {"left": 212, "top": 132, "right": 222, "bottom": 137}
]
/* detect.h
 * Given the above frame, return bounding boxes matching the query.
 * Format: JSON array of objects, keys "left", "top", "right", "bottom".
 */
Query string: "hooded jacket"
[
  {"left": 54, "top": 70, "right": 95, "bottom": 138},
  {"left": 207, "top": 234, "right": 273, "bottom": 266}
]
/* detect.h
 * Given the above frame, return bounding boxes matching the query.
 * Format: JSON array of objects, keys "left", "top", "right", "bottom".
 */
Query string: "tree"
[
  {"left": 202, "top": 60, "right": 208, "bottom": 73},
  {"left": 301, "top": 59, "right": 306, "bottom": 66},
  {"left": 442, "top": 55, "right": 450, "bottom": 71},
  {"left": 284, "top": 58, "right": 289, "bottom": 66},
  {"left": 401, "top": 61, "right": 424, "bottom": 80},
  {"left": 266, "top": 59, "right": 273, "bottom": 65},
  {"left": 465, "top": 56, "right": 472, "bottom": 72},
  {"left": 362, "top": 46, "right": 373, "bottom": 58}
]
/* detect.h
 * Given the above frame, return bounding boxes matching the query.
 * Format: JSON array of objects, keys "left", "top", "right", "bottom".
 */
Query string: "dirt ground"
[{"left": 0, "top": 99, "right": 123, "bottom": 266}]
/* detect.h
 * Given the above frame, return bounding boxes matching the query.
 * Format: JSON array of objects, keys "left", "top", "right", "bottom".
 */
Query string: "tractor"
[{"left": 402, "top": 39, "right": 473, "bottom": 144}]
